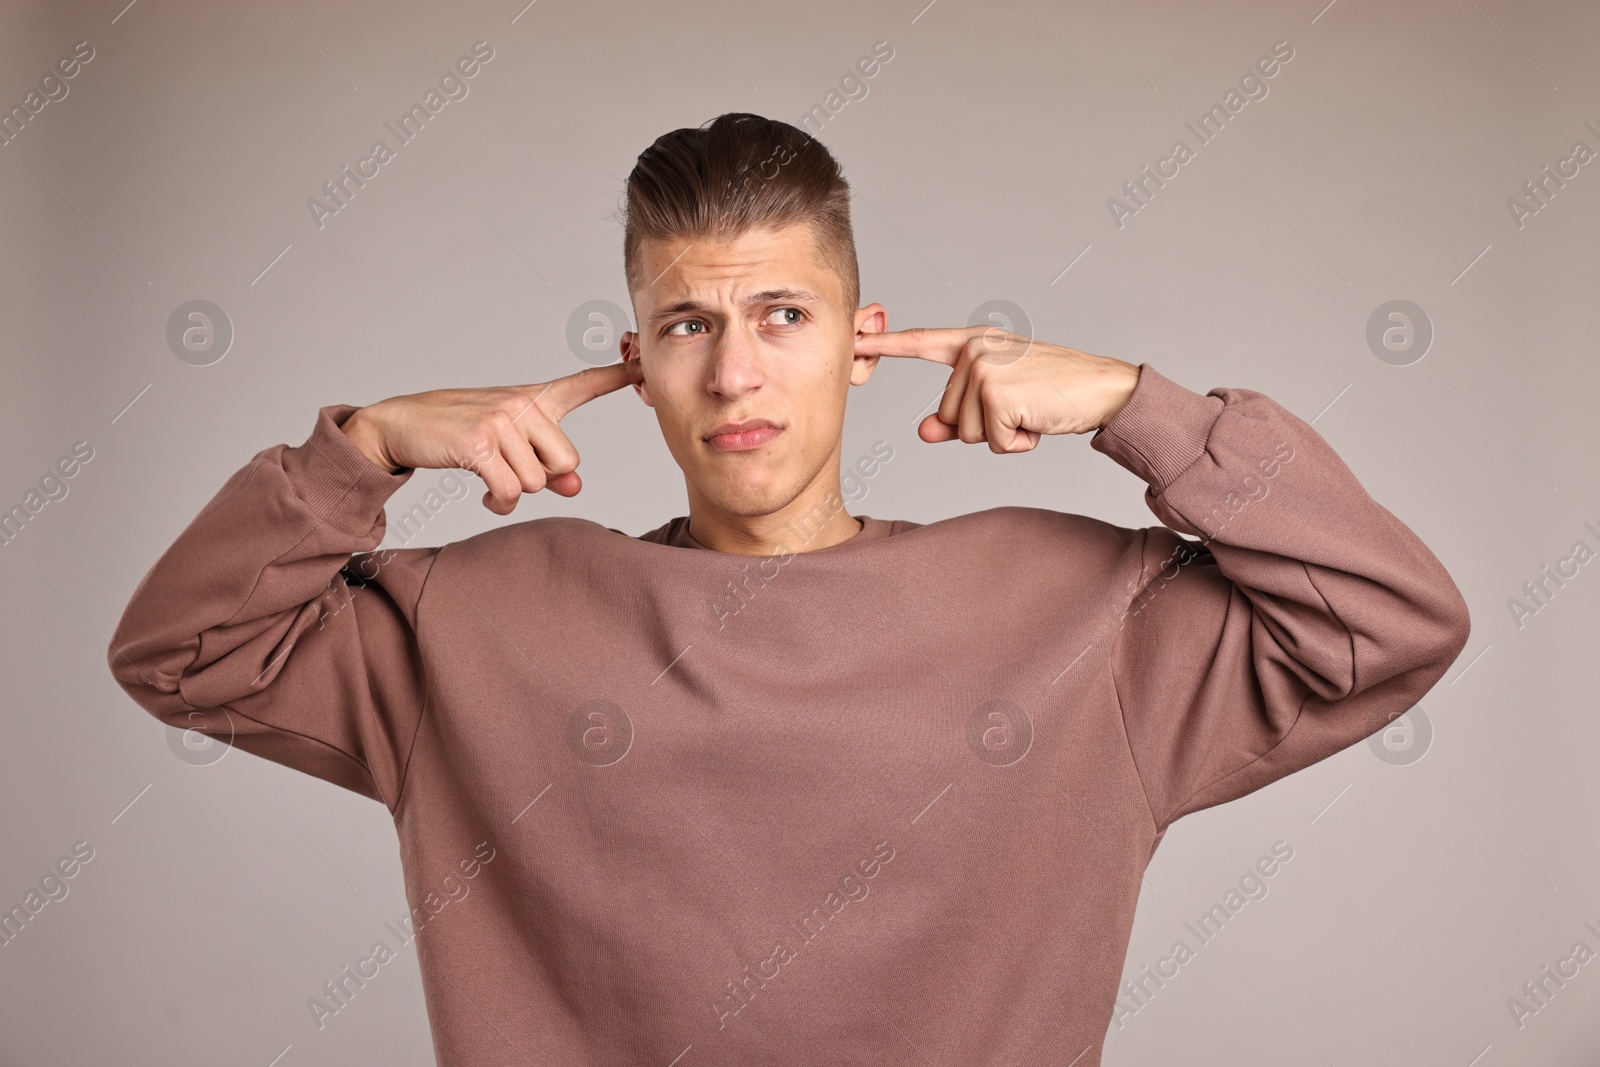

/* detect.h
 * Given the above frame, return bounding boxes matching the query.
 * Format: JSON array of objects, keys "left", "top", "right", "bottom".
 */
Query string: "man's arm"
[
  {"left": 106, "top": 405, "right": 436, "bottom": 810},
  {"left": 1091, "top": 364, "right": 1471, "bottom": 830},
  {"left": 853, "top": 327, "right": 1472, "bottom": 832},
  {"left": 106, "top": 363, "right": 642, "bottom": 810}
]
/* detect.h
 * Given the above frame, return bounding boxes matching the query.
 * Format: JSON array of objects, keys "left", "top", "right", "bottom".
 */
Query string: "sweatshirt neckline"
[{"left": 657, "top": 514, "right": 894, "bottom": 557}]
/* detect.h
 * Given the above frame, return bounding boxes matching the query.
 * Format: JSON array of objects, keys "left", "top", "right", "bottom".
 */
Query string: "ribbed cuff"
[
  {"left": 281, "top": 404, "right": 414, "bottom": 535},
  {"left": 1089, "top": 364, "right": 1223, "bottom": 494}
]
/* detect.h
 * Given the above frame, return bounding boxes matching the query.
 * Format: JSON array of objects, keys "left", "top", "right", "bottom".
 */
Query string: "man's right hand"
[{"left": 339, "top": 359, "right": 644, "bottom": 515}]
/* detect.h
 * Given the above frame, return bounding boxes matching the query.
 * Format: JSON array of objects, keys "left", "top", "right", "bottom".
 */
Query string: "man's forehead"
[
  {"left": 643, "top": 285, "right": 828, "bottom": 325},
  {"left": 633, "top": 225, "right": 838, "bottom": 316}
]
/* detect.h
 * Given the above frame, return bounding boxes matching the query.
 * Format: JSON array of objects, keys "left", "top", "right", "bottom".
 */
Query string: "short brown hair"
[{"left": 619, "top": 112, "right": 859, "bottom": 311}]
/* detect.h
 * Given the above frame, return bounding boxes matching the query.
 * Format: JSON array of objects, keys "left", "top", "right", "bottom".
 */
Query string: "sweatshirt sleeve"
[
  {"left": 106, "top": 404, "right": 439, "bottom": 813},
  {"left": 1090, "top": 364, "right": 1471, "bottom": 831}
]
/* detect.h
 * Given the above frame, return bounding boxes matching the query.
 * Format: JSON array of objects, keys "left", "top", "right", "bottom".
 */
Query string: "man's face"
[{"left": 620, "top": 221, "right": 886, "bottom": 518}]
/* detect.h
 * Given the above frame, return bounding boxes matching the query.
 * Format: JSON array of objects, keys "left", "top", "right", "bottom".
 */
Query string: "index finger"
[
  {"left": 528, "top": 359, "right": 644, "bottom": 422},
  {"left": 853, "top": 326, "right": 989, "bottom": 366}
]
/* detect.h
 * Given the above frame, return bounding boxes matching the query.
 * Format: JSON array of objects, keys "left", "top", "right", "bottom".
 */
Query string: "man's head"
[{"left": 616, "top": 113, "right": 886, "bottom": 531}]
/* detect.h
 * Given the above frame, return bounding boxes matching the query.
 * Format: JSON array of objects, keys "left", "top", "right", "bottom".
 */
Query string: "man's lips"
[{"left": 704, "top": 418, "right": 782, "bottom": 451}]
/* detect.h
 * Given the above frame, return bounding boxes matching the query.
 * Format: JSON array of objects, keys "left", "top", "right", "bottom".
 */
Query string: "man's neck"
[{"left": 686, "top": 492, "right": 863, "bottom": 556}]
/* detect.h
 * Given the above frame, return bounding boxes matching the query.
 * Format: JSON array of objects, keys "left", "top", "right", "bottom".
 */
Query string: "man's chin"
[
  {"left": 702, "top": 493, "right": 794, "bottom": 520},
  {"left": 692, "top": 474, "right": 799, "bottom": 520}
]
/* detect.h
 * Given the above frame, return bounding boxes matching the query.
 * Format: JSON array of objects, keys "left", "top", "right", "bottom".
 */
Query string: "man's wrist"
[
  {"left": 339, "top": 409, "right": 403, "bottom": 474},
  {"left": 1096, "top": 359, "right": 1142, "bottom": 431},
  {"left": 1088, "top": 364, "right": 1224, "bottom": 493}
]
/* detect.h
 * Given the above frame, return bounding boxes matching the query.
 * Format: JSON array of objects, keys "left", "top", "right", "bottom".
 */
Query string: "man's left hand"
[{"left": 854, "top": 326, "right": 1141, "bottom": 452}]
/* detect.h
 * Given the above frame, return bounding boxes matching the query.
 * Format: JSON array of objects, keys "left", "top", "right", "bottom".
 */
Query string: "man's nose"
[{"left": 708, "top": 324, "right": 765, "bottom": 395}]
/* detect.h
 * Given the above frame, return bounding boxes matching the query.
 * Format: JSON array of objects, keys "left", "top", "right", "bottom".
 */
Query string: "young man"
[{"left": 108, "top": 113, "right": 1470, "bottom": 1065}]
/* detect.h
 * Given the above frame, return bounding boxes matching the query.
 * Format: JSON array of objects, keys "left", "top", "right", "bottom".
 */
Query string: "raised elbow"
[
  {"left": 1413, "top": 572, "right": 1472, "bottom": 682},
  {"left": 105, "top": 621, "right": 182, "bottom": 719}
]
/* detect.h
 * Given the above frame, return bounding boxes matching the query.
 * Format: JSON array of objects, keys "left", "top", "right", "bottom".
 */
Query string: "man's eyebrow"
[{"left": 645, "top": 288, "right": 822, "bottom": 324}]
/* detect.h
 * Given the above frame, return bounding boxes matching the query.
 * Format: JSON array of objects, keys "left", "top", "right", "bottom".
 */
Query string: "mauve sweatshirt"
[{"left": 107, "top": 363, "right": 1470, "bottom": 1066}]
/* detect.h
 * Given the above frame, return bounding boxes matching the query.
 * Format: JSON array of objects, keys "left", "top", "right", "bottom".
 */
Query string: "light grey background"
[{"left": 2, "top": 0, "right": 1595, "bottom": 1063}]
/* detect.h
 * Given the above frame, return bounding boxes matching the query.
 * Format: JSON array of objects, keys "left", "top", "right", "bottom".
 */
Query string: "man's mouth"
[{"left": 704, "top": 418, "right": 783, "bottom": 452}]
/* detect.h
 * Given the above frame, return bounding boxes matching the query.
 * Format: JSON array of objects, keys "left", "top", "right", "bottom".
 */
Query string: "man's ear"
[
  {"left": 619, "top": 330, "right": 654, "bottom": 408},
  {"left": 851, "top": 303, "right": 887, "bottom": 386}
]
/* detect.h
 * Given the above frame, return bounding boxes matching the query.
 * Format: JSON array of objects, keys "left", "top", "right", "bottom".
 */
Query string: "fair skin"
[
  {"left": 617, "top": 222, "right": 884, "bottom": 554},
  {"left": 339, "top": 220, "right": 1141, "bottom": 556}
]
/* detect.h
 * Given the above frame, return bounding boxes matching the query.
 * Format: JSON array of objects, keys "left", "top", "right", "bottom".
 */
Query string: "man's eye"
[
  {"left": 665, "top": 320, "right": 706, "bottom": 336},
  {"left": 770, "top": 307, "right": 804, "bottom": 326}
]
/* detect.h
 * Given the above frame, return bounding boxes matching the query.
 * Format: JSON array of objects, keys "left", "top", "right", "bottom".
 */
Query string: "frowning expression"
[{"left": 621, "top": 221, "right": 884, "bottom": 518}]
